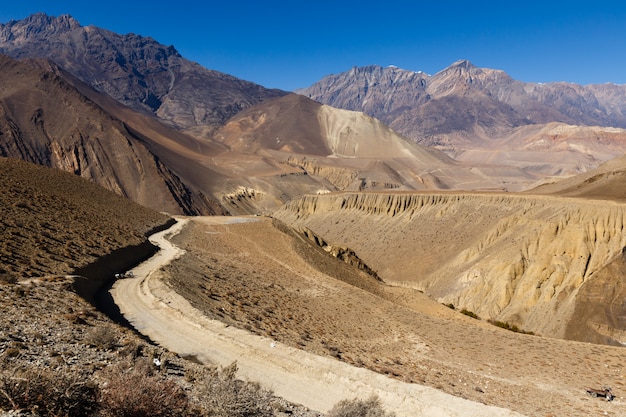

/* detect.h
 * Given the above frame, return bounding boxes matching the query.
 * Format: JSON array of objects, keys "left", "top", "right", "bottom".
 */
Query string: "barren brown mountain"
[
  {"left": 0, "top": 54, "right": 226, "bottom": 215},
  {"left": 213, "top": 94, "right": 538, "bottom": 200},
  {"left": 2, "top": 53, "right": 537, "bottom": 218},
  {"left": 2, "top": 12, "right": 626, "bottom": 417},
  {"left": 531, "top": 151, "right": 626, "bottom": 201},
  {"left": 156, "top": 212, "right": 625, "bottom": 417},
  {"left": 0, "top": 13, "right": 287, "bottom": 134},
  {"left": 298, "top": 62, "right": 626, "bottom": 178},
  {"left": 273, "top": 191, "right": 626, "bottom": 346}
]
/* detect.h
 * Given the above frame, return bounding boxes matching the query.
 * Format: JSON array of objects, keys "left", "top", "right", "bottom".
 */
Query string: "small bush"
[
  {"left": 194, "top": 361, "right": 274, "bottom": 417},
  {"left": 487, "top": 319, "right": 535, "bottom": 335},
  {"left": 460, "top": 308, "right": 479, "bottom": 319},
  {"left": 327, "top": 395, "right": 395, "bottom": 417},
  {"left": 85, "top": 325, "right": 118, "bottom": 350},
  {"left": 2, "top": 347, "right": 21, "bottom": 359},
  {"left": 98, "top": 360, "right": 189, "bottom": 417},
  {"left": 0, "top": 273, "right": 17, "bottom": 284},
  {"left": 0, "top": 367, "right": 98, "bottom": 417}
]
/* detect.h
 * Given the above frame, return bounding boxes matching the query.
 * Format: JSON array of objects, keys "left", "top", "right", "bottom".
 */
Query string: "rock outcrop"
[{"left": 273, "top": 191, "right": 626, "bottom": 345}]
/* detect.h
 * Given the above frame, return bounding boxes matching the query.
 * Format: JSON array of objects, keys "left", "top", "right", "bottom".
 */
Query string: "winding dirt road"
[{"left": 110, "top": 216, "right": 524, "bottom": 417}]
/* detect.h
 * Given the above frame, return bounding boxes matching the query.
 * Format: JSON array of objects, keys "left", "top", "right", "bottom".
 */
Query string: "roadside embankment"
[{"left": 72, "top": 217, "right": 176, "bottom": 306}]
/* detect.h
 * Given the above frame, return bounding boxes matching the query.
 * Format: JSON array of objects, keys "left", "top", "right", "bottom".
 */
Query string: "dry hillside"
[
  {"left": 0, "top": 157, "right": 319, "bottom": 416},
  {"left": 273, "top": 191, "right": 626, "bottom": 345},
  {"left": 162, "top": 215, "right": 625, "bottom": 417},
  {"left": 0, "top": 157, "right": 170, "bottom": 280}
]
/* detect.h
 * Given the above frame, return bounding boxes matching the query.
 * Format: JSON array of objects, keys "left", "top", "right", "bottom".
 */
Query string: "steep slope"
[
  {"left": 0, "top": 13, "right": 287, "bottom": 135},
  {"left": 298, "top": 62, "right": 626, "bottom": 177},
  {"left": 0, "top": 54, "right": 225, "bottom": 215},
  {"left": 299, "top": 61, "right": 626, "bottom": 136},
  {"left": 157, "top": 215, "right": 626, "bottom": 417},
  {"left": 214, "top": 94, "right": 537, "bottom": 194},
  {"left": 273, "top": 191, "right": 626, "bottom": 345},
  {"left": 0, "top": 157, "right": 170, "bottom": 280}
]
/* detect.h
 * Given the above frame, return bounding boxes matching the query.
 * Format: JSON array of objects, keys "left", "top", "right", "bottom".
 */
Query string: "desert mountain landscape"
[
  {"left": 0, "top": 13, "right": 287, "bottom": 135},
  {"left": 1, "top": 11, "right": 626, "bottom": 417},
  {"left": 298, "top": 62, "right": 626, "bottom": 178}
]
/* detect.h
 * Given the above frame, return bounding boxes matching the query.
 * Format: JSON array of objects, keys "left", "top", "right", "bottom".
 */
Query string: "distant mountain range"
[
  {"left": 298, "top": 62, "right": 626, "bottom": 176},
  {"left": 3, "top": 12, "right": 626, "bottom": 216},
  {"left": 298, "top": 61, "right": 626, "bottom": 139},
  {"left": 0, "top": 52, "right": 505, "bottom": 216}
]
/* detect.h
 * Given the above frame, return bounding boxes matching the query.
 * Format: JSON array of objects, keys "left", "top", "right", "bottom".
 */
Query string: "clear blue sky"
[{"left": 1, "top": 1, "right": 625, "bottom": 91}]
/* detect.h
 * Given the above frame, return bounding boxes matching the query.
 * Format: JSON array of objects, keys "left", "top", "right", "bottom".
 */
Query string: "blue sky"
[{"left": 1, "top": 1, "right": 625, "bottom": 91}]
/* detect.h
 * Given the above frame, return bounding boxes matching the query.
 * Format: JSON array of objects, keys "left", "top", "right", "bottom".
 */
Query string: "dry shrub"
[
  {"left": 84, "top": 325, "right": 118, "bottom": 350},
  {"left": 98, "top": 359, "right": 188, "bottom": 417},
  {"left": 0, "top": 273, "right": 17, "bottom": 284},
  {"left": 327, "top": 395, "right": 395, "bottom": 417},
  {"left": 194, "top": 361, "right": 274, "bottom": 417},
  {"left": 0, "top": 366, "right": 98, "bottom": 417}
]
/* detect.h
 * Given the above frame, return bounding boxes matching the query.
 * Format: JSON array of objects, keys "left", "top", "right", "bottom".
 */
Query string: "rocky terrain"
[
  {"left": 298, "top": 62, "right": 626, "bottom": 177},
  {"left": 1, "top": 11, "right": 625, "bottom": 417},
  {"left": 0, "top": 52, "right": 539, "bottom": 218},
  {"left": 0, "top": 55, "right": 226, "bottom": 215},
  {"left": 273, "top": 191, "right": 626, "bottom": 345},
  {"left": 532, "top": 151, "right": 626, "bottom": 201},
  {"left": 0, "top": 158, "right": 319, "bottom": 416},
  {"left": 298, "top": 61, "right": 626, "bottom": 137},
  {"left": 0, "top": 13, "right": 286, "bottom": 135},
  {"left": 159, "top": 214, "right": 625, "bottom": 417},
  {"left": 212, "top": 94, "right": 537, "bottom": 201},
  {"left": 0, "top": 157, "right": 170, "bottom": 280}
]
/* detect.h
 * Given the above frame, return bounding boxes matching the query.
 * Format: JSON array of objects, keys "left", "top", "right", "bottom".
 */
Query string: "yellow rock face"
[{"left": 273, "top": 191, "right": 626, "bottom": 345}]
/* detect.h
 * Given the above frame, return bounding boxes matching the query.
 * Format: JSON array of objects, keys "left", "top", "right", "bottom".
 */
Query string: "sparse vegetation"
[
  {"left": 0, "top": 367, "right": 99, "bottom": 417},
  {"left": 327, "top": 395, "right": 395, "bottom": 417},
  {"left": 487, "top": 319, "right": 535, "bottom": 335},
  {"left": 0, "top": 356, "right": 307, "bottom": 417},
  {"left": 0, "top": 157, "right": 170, "bottom": 279},
  {"left": 460, "top": 308, "right": 479, "bottom": 319},
  {"left": 84, "top": 325, "right": 119, "bottom": 350},
  {"left": 98, "top": 359, "right": 189, "bottom": 417},
  {"left": 192, "top": 362, "right": 274, "bottom": 417}
]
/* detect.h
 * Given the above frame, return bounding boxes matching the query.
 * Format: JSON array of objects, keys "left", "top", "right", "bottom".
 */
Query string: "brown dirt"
[
  {"left": 0, "top": 159, "right": 319, "bottom": 417},
  {"left": 164, "top": 216, "right": 626, "bottom": 417},
  {"left": 0, "top": 157, "right": 170, "bottom": 280}
]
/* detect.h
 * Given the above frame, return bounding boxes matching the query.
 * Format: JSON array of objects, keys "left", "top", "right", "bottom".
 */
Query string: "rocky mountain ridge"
[
  {"left": 298, "top": 62, "right": 626, "bottom": 177},
  {"left": 2, "top": 53, "right": 501, "bottom": 217},
  {"left": 0, "top": 54, "right": 226, "bottom": 215},
  {"left": 0, "top": 13, "right": 287, "bottom": 136},
  {"left": 299, "top": 61, "right": 626, "bottom": 135}
]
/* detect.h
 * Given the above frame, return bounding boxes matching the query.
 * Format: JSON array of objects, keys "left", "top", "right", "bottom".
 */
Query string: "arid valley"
[
  {"left": 143, "top": 195, "right": 626, "bottom": 416},
  {"left": 1, "top": 11, "right": 626, "bottom": 417}
]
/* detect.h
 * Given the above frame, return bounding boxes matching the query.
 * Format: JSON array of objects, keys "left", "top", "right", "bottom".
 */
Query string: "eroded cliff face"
[{"left": 273, "top": 192, "right": 626, "bottom": 345}]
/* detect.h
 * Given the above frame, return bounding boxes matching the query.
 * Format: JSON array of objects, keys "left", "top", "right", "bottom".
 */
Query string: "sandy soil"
[{"left": 112, "top": 216, "right": 625, "bottom": 417}]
